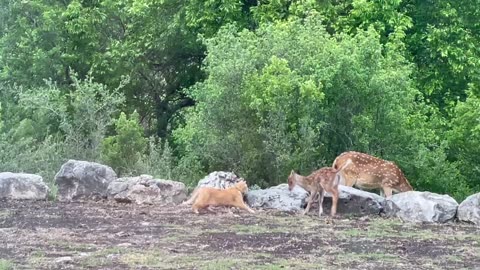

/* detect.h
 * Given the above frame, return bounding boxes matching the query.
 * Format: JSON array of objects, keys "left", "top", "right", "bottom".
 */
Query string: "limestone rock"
[
  {"left": 385, "top": 191, "right": 458, "bottom": 223},
  {"left": 0, "top": 172, "right": 49, "bottom": 200},
  {"left": 457, "top": 193, "right": 480, "bottom": 225},
  {"left": 107, "top": 174, "right": 187, "bottom": 205},
  {"left": 55, "top": 160, "right": 117, "bottom": 202}
]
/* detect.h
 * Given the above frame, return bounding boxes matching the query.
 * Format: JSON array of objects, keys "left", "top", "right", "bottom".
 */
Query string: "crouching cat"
[{"left": 183, "top": 180, "right": 255, "bottom": 214}]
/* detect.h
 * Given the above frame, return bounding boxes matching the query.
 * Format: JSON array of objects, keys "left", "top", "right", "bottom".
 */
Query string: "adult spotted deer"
[
  {"left": 332, "top": 151, "right": 413, "bottom": 198},
  {"left": 288, "top": 161, "right": 352, "bottom": 217}
]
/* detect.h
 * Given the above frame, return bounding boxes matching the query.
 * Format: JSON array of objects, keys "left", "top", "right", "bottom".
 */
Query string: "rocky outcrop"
[
  {"left": 107, "top": 175, "right": 187, "bottom": 205},
  {"left": 246, "top": 184, "right": 308, "bottom": 212},
  {"left": 0, "top": 172, "right": 49, "bottom": 200},
  {"left": 195, "top": 171, "right": 243, "bottom": 189},
  {"left": 385, "top": 191, "right": 458, "bottom": 223},
  {"left": 55, "top": 160, "right": 117, "bottom": 202},
  {"left": 319, "top": 186, "right": 385, "bottom": 216},
  {"left": 246, "top": 184, "right": 385, "bottom": 215},
  {"left": 457, "top": 193, "right": 480, "bottom": 225}
]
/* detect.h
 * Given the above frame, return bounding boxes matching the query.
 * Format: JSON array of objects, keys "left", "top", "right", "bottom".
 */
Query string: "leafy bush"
[
  {"left": 446, "top": 89, "right": 480, "bottom": 192},
  {"left": 101, "top": 111, "right": 147, "bottom": 176},
  {"left": 175, "top": 17, "right": 418, "bottom": 186},
  {"left": 19, "top": 73, "right": 127, "bottom": 161},
  {"left": 173, "top": 16, "right": 472, "bottom": 200},
  {"left": 0, "top": 75, "right": 126, "bottom": 199}
]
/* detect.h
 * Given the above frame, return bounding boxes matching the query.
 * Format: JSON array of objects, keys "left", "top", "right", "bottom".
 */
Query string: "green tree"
[
  {"left": 447, "top": 88, "right": 480, "bottom": 191},
  {"left": 404, "top": 0, "right": 480, "bottom": 109},
  {"left": 101, "top": 111, "right": 147, "bottom": 176},
  {"left": 175, "top": 17, "right": 425, "bottom": 186}
]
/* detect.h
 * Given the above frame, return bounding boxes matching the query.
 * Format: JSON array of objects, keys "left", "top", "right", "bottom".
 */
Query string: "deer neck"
[{"left": 294, "top": 173, "right": 314, "bottom": 190}]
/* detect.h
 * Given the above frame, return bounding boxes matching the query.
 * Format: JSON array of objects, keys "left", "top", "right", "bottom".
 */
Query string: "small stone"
[{"left": 55, "top": 256, "right": 73, "bottom": 264}]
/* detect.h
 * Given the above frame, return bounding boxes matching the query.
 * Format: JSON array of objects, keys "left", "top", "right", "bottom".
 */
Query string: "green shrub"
[
  {"left": 101, "top": 111, "right": 147, "bottom": 176},
  {"left": 0, "top": 75, "right": 126, "bottom": 199}
]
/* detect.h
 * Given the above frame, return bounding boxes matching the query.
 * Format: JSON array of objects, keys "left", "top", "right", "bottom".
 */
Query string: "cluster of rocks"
[{"left": 0, "top": 160, "right": 479, "bottom": 226}]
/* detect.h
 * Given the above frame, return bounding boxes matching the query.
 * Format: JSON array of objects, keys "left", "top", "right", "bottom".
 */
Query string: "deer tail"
[
  {"left": 334, "top": 158, "right": 352, "bottom": 186},
  {"left": 337, "top": 158, "right": 353, "bottom": 172}
]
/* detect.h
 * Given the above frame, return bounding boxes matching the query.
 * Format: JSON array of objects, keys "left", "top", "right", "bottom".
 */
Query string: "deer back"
[{"left": 333, "top": 151, "right": 412, "bottom": 191}]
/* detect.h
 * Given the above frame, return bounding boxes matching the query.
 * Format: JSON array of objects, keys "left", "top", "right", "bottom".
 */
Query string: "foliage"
[
  {"left": 0, "top": 76, "right": 125, "bottom": 198},
  {"left": 447, "top": 89, "right": 480, "bottom": 191},
  {"left": 19, "top": 73, "right": 126, "bottom": 160},
  {"left": 1, "top": 0, "right": 479, "bottom": 200},
  {"left": 101, "top": 111, "right": 147, "bottom": 176},
  {"left": 404, "top": 0, "right": 480, "bottom": 109},
  {"left": 175, "top": 17, "right": 422, "bottom": 186}
]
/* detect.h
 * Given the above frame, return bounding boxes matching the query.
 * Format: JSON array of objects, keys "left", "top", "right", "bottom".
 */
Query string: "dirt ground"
[{"left": 0, "top": 200, "right": 479, "bottom": 270}]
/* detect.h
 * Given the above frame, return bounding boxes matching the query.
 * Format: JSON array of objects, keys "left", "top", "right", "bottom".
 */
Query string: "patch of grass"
[
  {"left": 444, "top": 255, "right": 464, "bottom": 263},
  {"left": 121, "top": 250, "right": 165, "bottom": 268},
  {"left": 0, "top": 259, "right": 13, "bottom": 270},
  {"left": 48, "top": 240, "right": 95, "bottom": 252},
  {"left": 335, "top": 251, "right": 401, "bottom": 265},
  {"left": 338, "top": 218, "right": 446, "bottom": 241},
  {"left": 78, "top": 247, "right": 127, "bottom": 268},
  {"left": 120, "top": 249, "right": 273, "bottom": 269},
  {"left": 230, "top": 224, "right": 287, "bottom": 234},
  {"left": 0, "top": 210, "right": 10, "bottom": 219},
  {"left": 27, "top": 250, "right": 46, "bottom": 266},
  {"left": 47, "top": 184, "right": 58, "bottom": 201},
  {"left": 264, "top": 256, "right": 329, "bottom": 269}
]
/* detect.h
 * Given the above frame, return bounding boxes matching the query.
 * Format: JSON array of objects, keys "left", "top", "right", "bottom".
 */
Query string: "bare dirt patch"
[{"left": 0, "top": 200, "right": 479, "bottom": 269}]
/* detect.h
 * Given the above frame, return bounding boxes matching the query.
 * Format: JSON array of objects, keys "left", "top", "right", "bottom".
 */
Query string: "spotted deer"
[
  {"left": 287, "top": 161, "right": 352, "bottom": 217},
  {"left": 332, "top": 151, "right": 413, "bottom": 198}
]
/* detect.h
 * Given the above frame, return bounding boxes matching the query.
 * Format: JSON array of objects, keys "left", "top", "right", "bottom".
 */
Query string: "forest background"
[{"left": 0, "top": 0, "right": 479, "bottom": 201}]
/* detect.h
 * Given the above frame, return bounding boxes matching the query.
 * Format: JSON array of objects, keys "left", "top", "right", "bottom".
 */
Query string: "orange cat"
[{"left": 184, "top": 180, "right": 255, "bottom": 214}]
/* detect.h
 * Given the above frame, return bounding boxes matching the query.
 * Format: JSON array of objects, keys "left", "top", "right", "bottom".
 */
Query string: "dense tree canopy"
[{"left": 0, "top": 0, "right": 478, "bottom": 200}]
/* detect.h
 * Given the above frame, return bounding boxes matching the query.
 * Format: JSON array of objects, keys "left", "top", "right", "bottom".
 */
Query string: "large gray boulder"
[
  {"left": 55, "top": 160, "right": 117, "bottom": 202},
  {"left": 246, "top": 184, "right": 385, "bottom": 215},
  {"left": 0, "top": 172, "right": 49, "bottom": 200},
  {"left": 385, "top": 191, "right": 458, "bottom": 223},
  {"left": 457, "top": 193, "right": 480, "bottom": 225},
  {"left": 196, "top": 171, "right": 243, "bottom": 189},
  {"left": 107, "top": 174, "right": 187, "bottom": 205},
  {"left": 319, "top": 186, "right": 385, "bottom": 216},
  {"left": 246, "top": 184, "right": 309, "bottom": 212}
]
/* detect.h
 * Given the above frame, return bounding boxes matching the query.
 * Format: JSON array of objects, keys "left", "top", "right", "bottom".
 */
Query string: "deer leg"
[
  {"left": 330, "top": 187, "right": 339, "bottom": 217},
  {"left": 303, "top": 190, "right": 317, "bottom": 215},
  {"left": 318, "top": 189, "right": 325, "bottom": 217},
  {"left": 382, "top": 186, "right": 393, "bottom": 199}
]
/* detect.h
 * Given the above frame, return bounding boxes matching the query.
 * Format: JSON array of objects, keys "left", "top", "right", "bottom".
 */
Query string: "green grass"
[
  {"left": 0, "top": 259, "right": 14, "bottom": 270},
  {"left": 0, "top": 210, "right": 10, "bottom": 219}
]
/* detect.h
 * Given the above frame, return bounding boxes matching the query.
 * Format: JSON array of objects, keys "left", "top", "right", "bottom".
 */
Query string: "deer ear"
[{"left": 290, "top": 170, "right": 295, "bottom": 175}]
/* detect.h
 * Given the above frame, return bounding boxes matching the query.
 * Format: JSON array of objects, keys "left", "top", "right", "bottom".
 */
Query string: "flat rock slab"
[
  {"left": 107, "top": 174, "right": 187, "bottom": 205},
  {"left": 55, "top": 160, "right": 117, "bottom": 202},
  {"left": 385, "top": 191, "right": 458, "bottom": 223},
  {"left": 0, "top": 172, "right": 49, "bottom": 200},
  {"left": 457, "top": 193, "right": 480, "bottom": 226}
]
